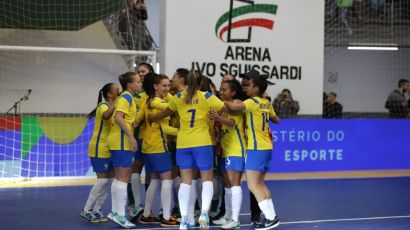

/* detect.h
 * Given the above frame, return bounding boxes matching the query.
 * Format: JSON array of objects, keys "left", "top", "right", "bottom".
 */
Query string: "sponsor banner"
[
  {"left": 269, "top": 119, "right": 410, "bottom": 172},
  {"left": 161, "top": 0, "right": 324, "bottom": 114}
]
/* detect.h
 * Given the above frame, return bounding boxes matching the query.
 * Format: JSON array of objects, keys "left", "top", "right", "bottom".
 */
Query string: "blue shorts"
[
  {"left": 143, "top": 152, "right": 172, "bottom": 174},
  {"left": 220, "top": 156, "right": 245, "bottom": 172},
  {"left": 169, "top": 141, "right": 177, "bottom": 167},
  {"left": 134, "top": 139, "right": 144, "bottom": 161},
  {"left": 90, "top": 157, "right": 113, "bottom": 173},
  {"left": 110, "top": 150, "right": 135, "bottom": 168},
  {"left": 176, "top": 146, "right": 214, "bottom": 171},
  {"left": 245, "top": 150, "right": 272, "bottom": 172}
]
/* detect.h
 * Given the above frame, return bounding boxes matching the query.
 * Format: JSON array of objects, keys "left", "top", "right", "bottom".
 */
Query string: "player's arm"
[
  {"left": 134, "top": 105, "right": 146, "bottom": 127},
  {"left": 209, "top": 112, "right": 235, "bottom": 127},
  {"left": 148, "top": 108, "right": 173, "bottom": 122},
  {"left": 160, "top": 119, "right": 178, "bottom": 136},
  {"left": 225, "top": 100, "right": 246, "bottom": 113},
  {"left": 115, "top": 111, "right": 137, "bottom": 152},
  {"left": 102, "top": 103, "right": 115, "bottom": 120}
]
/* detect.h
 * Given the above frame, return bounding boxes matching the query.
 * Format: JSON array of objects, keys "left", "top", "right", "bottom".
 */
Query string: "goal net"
[{"left": 0, "top": 0, "right": 157, "bottom": 182}]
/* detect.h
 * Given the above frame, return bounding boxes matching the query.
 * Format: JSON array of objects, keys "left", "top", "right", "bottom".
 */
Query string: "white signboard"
[{"left": 160, "top": 0, "right": 324, "bottom": 114}]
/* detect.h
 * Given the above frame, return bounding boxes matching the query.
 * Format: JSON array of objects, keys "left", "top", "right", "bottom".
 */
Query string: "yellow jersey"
[
  {"left": 243, "top": 97, "right": 275, "bottom": 150},
  {"left": 168, "top": 90, "right": 224, "bottom": 149},
  {"left": 134, "top": 92, "right": 173, "bottom": 140},
  {"left": 108, "top": 91, "right": 137, "bottom": 151},
  {"left": 140, "top": 97, "right": 178, "bottom": 154},
  {"left": 220, "top": 113, "right": 246, "bottom": 158},
  {"left": 88, "top": 102, "right": 112, "bottom": 158}
]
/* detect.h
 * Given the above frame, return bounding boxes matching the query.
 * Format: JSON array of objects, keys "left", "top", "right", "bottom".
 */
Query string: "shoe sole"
[
  {"left": 161, "top": 223, "right": 180, "bottom": 227},
  {"left": 80, "top": 213, "right": 93, "bottom": 222},
  {"left": 255, "top": 222, "right": 280, "bottom": 230},
  {"left": 91, "top": 218, "right": 109, "bottom": 223},
  {"left": 139, "top": 221, "right": 161, "bottom": 224},
  {"left": 111, "top": 218, "right": 136, "bottom": 229}
]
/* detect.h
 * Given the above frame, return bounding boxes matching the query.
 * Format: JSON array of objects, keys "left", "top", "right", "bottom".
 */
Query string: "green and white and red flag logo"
[{"left": 215, "top": 1, "right": 278, "bottom": 42}]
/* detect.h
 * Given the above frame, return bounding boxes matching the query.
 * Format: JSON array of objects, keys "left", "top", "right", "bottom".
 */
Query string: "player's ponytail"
[
  {"left": 185, "top": 70, "right": 203, "bottom": 104},
  {"left": 88, "top": 83, "right": 114, "bottom": 118}
]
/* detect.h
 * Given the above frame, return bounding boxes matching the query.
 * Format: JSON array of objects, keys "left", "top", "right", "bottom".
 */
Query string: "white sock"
[
  {"left": 258, "top": 199, "right": 275, "bottom": 220},
  {"left": 113, "top": 179, "right": 128, "bottom": 216},
  {"left": 84, "top": 178, "right": 107, "bottom": 211},
  {"left": 173, "top": 176, "right": 181, "bottom": 207},
  {"left": 268, "top": 199, "right": 277, "bottom": 218},
  {"left": 178, "top": 183, "right": 191, "bottom": 218},
  {"left": 111, "top": 179, "right": 117, "bottom": 213},
  {"left": 223, "top": 187, "right": 232, "bottom": 219},
  {"left": 187, "top": 180, "right": 198, "bottom": 223},
  {"left": 131, "top": 173, "right": 141, "bottom": 206},
  {"left": 93, "top": 178, "right": 112, "bottom": 211},
  {"left": 161, "top": 180, "right": 173, "bottom": 220},
  {"left": 143, "top": 179, "right": 160, "bottom": 218},
  {"left": 201, "top": 181, "right": 214, "bottom": 213},
  {"left": 231, "top": 186, "right": 242, "bottom": 222}
]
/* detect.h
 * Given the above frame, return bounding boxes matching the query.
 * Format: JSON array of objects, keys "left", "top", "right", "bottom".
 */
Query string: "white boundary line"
[{"left": 129, "top": 215, "right": 410, "bottom": 230}]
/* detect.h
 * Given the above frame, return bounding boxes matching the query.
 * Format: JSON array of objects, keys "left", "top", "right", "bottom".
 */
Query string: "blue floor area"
[{"left": 1, "top": 177, "right": 410, "bottom": 229}]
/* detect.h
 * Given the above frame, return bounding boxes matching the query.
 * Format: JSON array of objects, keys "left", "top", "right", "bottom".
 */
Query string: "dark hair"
[
  {"left": 222, "top": 80, "right": 245, "bottom": 100},
  {"left": 88, "top": 83, "right": 115, "bottom": 118},
  {"left": 175, "top": 68, "right": 189, "bottom": 84},
  {"left": 398, "top": 79, "right": 409, "bottom": 88},
  {"left": 251, "top": 75, "right": 274, "bottom": 96},
  {"left": 200, "top": 76, "right": 216, "bottom": 93},
  {"left": 185, "top": 70, "right": 203, "bottom": 104},
  {"left": 329, "top": 92, "right": 337, "bottom": 97},
  {"left": 137, "top": 62, "right": 154, "bottom": 73},
  {"left": 142, "top": 72, "right": 157, "bottom": 93},
  {"left": 119, "top": 72, "right": 137, "bottom": 92},
  {"left": 146, "top": 74, "right": 169, "bottom": 109}
]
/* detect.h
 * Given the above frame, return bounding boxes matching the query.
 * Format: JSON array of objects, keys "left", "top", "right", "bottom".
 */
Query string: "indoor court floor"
[{"left": 1, "top": 177, "right": 409, "bottom": 230}]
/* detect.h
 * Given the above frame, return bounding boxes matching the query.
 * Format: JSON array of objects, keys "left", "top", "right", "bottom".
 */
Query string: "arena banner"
[
  {"left": 269, "top": 119, "right": 410, "bottom": 173},
  {"left": 160, "top": 0, "right": 325, "bottom": 114}
]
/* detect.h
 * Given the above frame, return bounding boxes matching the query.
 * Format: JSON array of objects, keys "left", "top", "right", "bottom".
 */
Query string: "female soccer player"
[
  {"left": 136, "top": 74, "right": 180, "bottom": 226},
  {"left": 210, "top": 80, "right": 245, "bottom": 229},
  {"left": 225, "top": 74, "right": 280, "bottom": 230},
  {"left": 81, "top": 83, "right": 119, "bottom": 223},
  {"left": 151, "top": 70, "right": 226, "bottom": 230},
  {"left": 108, "top": 72, "right": 142, "bottom": 228}
]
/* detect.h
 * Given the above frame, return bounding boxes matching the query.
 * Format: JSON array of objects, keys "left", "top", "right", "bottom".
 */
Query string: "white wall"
[
  {"left": 324, "top": 46, "right": 410, "bottom": 113},
  {"left": 0, "top": 22, "right": 129, "bottom": 113}
]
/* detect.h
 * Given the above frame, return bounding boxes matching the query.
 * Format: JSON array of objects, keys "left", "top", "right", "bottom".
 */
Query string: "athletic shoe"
[
  {"left": 80, "top": 210, "right": 95, "bottom": 222},
  {"left": 198, "top": 212, "right": 210, "bottom": 229},
  {"left": 111, "top": 212, "right": 136, "bottom": 229},
  {"left": 92, "top": 210, "right": 109, "bottom": 223},
  {"left": 107, "top": 211, "right": 114, "bottom": 221},
  {"left": 161, "top": 216, "right": 180, "bottom": 227},
  {"left": 179, "top": 219, "right": 190, "bottom": 230},
  {"left": 220, "top": 219, "right": 240, "bottom": 230},
  {"left": 172, "top": 207, "right": 181, "bottom": 218},
  {"left": 139, "top": 214, "right": 161, "bottom": 224},
  {"left": 251, "top": 214, "right": 261, "bottom": 226},
  {"left": 254, "top": 216, "right": 280, "bottom": 230},
  {"left": 212, "top": 217, "right": 229, "bottom": 226},
  {"left": 128, "top": 204, "right": 144, "bottom": 220}
]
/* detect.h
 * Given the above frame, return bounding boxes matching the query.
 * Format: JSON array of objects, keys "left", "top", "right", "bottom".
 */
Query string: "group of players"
[{"left": 80, "top": 62, "right": 281, "bottom": 230}]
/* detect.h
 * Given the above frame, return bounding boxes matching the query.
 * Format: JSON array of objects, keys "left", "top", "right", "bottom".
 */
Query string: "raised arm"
[
  {"left": 102, "top": 103, "right": 115, "bottom": 120},
  {"left": 148, "top": 108, "right": 173, "bottom": 122}
]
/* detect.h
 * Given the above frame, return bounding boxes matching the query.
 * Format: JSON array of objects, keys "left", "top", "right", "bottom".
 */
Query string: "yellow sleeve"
[
  {"left": 168, "top": 96, "right": 177, "bottom": 111},
  {"left": 243, "top": 98, "right": 259, "bottom": 112},
  {"left": 164, "top": 93, "right": 173, "bottom": 102},
  {"left": 99, "top": 103, "right": 109, "bottom": 114},
  {"left": 208, "top": 95, "right": 224, "bottom": 111},
  {"left": 268, "top": 103, "right": 276, "bottom": 118},
  {"left": 160, "top": 118, "right": 178, "bottom": 136},
  {"left": 152, "top": 100, "right": 169, "bottom": 110},
  {"left": 116, "top": 96, "right": 130, "bottom": 114},
  {"left": 135, "top": 104, "right": 146, "bottom": 125}
]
